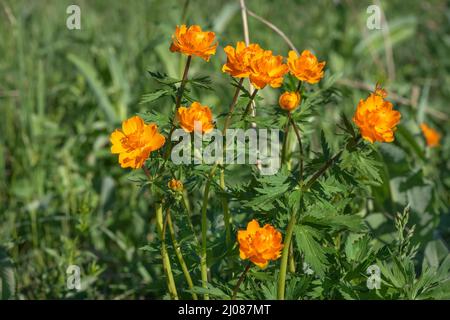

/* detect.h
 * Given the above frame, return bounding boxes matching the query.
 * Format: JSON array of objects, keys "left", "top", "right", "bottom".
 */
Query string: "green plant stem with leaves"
[
  {"left": 220, "top": 169, "right": 232, "bottom": 247},
  {"left": 163, "top": 55, "right": 192, "bottom": 161},
  {"left": 280, "top": 112, "right": 296, "bottom": 273},
  {"left": 241, "top": 89, "right": 259, "bottom": 121},
  {"left": 290, "top": 114, "right": 304, "bottom": 183},
  {"left": 281, "top": 113, "right": 291, "bottom": 165},
  {"left": 220, "top": 78, "right": 246, "bottom": 248},
  {"left": 200, "top": 165, "right": 218, "bottom": 300},
  {"left": 166, "top": 208, "right": 198, "bottom": 300},
  {"left": 181, "top": 190, "right": 201, "bottom": 249},
  {"left": 277, "top": 134, "right": 361, "bottom": 299},
  {"left": 143, "top": 166, "right": 178, "bottom": 299},
  {"left": 231, "top": 262, "right": 252, "bottom": 299}
]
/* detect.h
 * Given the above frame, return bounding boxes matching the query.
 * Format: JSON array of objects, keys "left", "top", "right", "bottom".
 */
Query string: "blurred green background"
[{"left": 0, "top": 0, "right": 449, "bottom": 299}]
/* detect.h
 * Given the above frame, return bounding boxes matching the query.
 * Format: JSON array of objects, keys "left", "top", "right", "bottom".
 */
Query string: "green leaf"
[
  {"left": 191, "top": 284, "right": 229, "bottom": 299},
  {"left": 140, "top": 89, "right": 172, "bottom": 104},
  {"left": 294, "top": 225, "right": 328, "bottom": 278},
  {"left": 345, "top": 234, "right": 371, "bottom": 262}
]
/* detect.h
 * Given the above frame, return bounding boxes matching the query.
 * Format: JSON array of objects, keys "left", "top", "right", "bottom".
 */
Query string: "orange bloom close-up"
[
  {"left": 170, "top": 24, "right": 217, "bottom": 61},
  {"left": 237, "top": 219, "right": 283, "bottom": 268},
  {"left": 279, "top": 91, "right": 301, "bottom": 112},
  {"left": 176, "top": 101, "right": 214, "bottom": 133},
  {"left": 168, "top": 178, "right": 184, "bottom": 192},
  {"left": 420, "top": 123, "right": 441, "bottom": 147},
  {"left": 222, "top": 41, "right": 264, "bottom": 78},
  {"left": 248, "top": 50, "right": 289, "bottom": 89},
  {"left": 287, "top": 50, "right": 326, "bottom": 84},
  {"left": 110, "top": 116, "right": 166, "bottom": 169},
  {"left": 352, "top": 86, "right": 401, "bottom": 143}
]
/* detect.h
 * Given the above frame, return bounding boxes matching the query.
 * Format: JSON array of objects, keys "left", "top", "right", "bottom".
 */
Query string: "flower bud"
[
  {"left": 279, "top": 91, "right": 301, "bottom": 112},
  {"left": 168, "top": 179, "right": 183, "bottom": 192}
]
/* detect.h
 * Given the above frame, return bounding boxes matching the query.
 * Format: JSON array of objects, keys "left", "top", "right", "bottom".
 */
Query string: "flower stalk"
[
  {"left": 277, "top": 207, "right": 298, "bottom": 300},
  {"left": 220, "top": 168, "right": 231, "bottom": 248},
  {"left": 231, "top": 262, "right": 251, "bottom": 299},
  {"left": 223, "top": 78, "right": 245, "bottom": 134},
  {"left": 220, "top": 78, "right": 246, "bottom": 249},
  {"left": 166, "top": 208, "right": 198, "bottom": 300},
  {"left": 200, "top": 165, "right": 218, "bottom": 300},
  {"left": 155, "top": 202, "right": 179, "bottom": 300},
  {"left": 241, "top": 89, "right": 259, "bottom": 121},
  {"left": 176, "top": 55, "right": 192, "bottom": 109},
  {"left": 281, "top": 112, "right": 291, "bottom": 165},
  {"left": 290, "top": 113, "right": 304, "bottom": 183}
]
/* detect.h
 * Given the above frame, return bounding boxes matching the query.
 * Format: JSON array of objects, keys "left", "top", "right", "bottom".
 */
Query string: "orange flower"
[
  {"left": 352, "top": 86, "right": 401, "bottom": 143},
  {"left": 170, "top": 25, "right": 217, "bottom": 61},
  {"left": 279, "top": 91, "right": 301, "bottom": 112},
  {"left": 168, "top": 178, "right": 183, "bottom": 192},
  {"left": 248, "top": 51, "right": 289, "bottom": 89},
  {"left": 110, "top": 116, "right": 166, "bottom": 169},
  {"left": 287, "top": 50, "right": 326, "bottom": 84},
  {"left": 420, "top": 123, "right": 441, "bottom": 147},
  {"left": 222, "top": 41, "right": 264, "bottom": 78},
  {"left": 237, "top": 219, "right": 283, "bottom": 268},
  {"left": 176, "top": 101, "right": 214, "bottom": 133}
]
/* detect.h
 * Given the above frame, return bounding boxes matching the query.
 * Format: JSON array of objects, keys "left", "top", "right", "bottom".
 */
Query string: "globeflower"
[
  {"left": 248, "top": 51, "right": 289, "bottom": 89},
  {"left": 170, "top": 25, "right": 217, "bottom": 61},
  {"left": 287, "top": 50, "right": 325, "bottom": 84},
  {"left": 279, "top": 91, "right": 301, "bottom": 112},
  {"left": 168, "top": 178, "right": 184, "bottom": 192},
  {"left": 222, "top": 41, "right": 264, "bottom": 78},
  {"left": 176, "top": 101, "right": 214, "bottom": 133},
  {"left": 352, "top": 86, "right": 401, "bottom": 143},
  {"left": 110, "top": 116, "right": 166, "bottom": 169},
  {"left": 237, "top": 219, "right": 283, "bottom": 268},
  {"left": 420, "top": 123, "right": 441, "bottom": 147}
]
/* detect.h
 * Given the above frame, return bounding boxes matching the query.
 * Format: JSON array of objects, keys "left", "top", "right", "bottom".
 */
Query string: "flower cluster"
[
  {"left": 223, "top": 42, "right": 289, "bottom": 89},
  {"left": 109, "top": 24, "right": 406, "bottom": 277},
  {"left": 222, "top": 42, "right": 264, "bottom": 78},
  {"left": 237, "top": 220, "right": 283, "bottom": 268}
]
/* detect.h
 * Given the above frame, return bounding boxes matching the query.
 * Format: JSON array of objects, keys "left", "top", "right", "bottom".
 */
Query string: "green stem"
[
  {"left": 155, "top": 202, "right": 179, "bottom": 300},
  {"left": 231, "top": 262, "right": 251, "bottom": 299},
  {"left": 200, "top": 165, "right": 218, "bottom": 300},
  {"left": 277, "top": 210, "right": 297, "bottom": 300},
  {"left": 181, "top": 190, "right": 200, "bottom": 249},
  {"left": 223, "top": 78, "right": 244, "bottom": 134},
  {"left": 163, "top": 55, "right": 192, "bottom": 162},
  {"left": 219, "top": 78, "right": 245, "bottom": 249},
  {"left": 220, "top": 168, "right": 231, "bottom": 248},
  {"left": 289, "top": 114, "right": 304, "bottom": 183},
  {"left": 296, "top": 80, "right": 303, "bottom": 92},
  {"left": 288, "top": 242, "right": 296, "bottom": 273},
  {"left": 281, "top": 112, "right": 291, "bottom": 165},
  {"left": 166, "top": 208, "right": 198, "bottom": 300},
  {"left": 241, "top": 89, "right": 258, "bottom": 121},
  {"left": 175, "top": 55, "right": 192, "bottom": 109}
]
